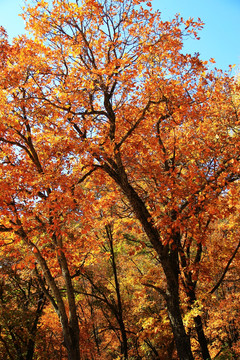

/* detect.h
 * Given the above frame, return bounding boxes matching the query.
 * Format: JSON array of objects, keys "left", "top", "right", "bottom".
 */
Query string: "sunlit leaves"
[{"left": 0, "top": 0, "right": 239, "bottom": 359}]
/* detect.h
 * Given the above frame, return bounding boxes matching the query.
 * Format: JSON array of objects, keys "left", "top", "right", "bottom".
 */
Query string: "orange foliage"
[{"left": 0, "top": 0, "right": 239, "bottom": 359}]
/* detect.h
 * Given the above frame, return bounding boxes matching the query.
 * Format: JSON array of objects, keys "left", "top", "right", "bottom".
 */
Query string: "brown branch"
[
  {"left": 210, "top": 239, "right": 240, "bottom": 294},
  {"left": 142, "top": 282, "right": 167, "bottom": 299}
]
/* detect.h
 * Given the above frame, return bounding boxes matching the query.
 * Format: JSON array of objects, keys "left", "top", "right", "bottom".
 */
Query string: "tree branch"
[{"left": 210, "top": 239, "right": 240, "bottom": 294}]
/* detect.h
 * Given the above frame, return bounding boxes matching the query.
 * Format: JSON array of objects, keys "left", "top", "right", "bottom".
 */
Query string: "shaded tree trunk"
[
  {"left": 180, "top": 242, "right": 211, "bottom": 360},
  {"left": 26, "top": 292, "right": 46, "bottom": 360},
  {"left": 161, "top": 248, "right": 194, "bottom": 360},
  {"left": 103, "top": 162, "right": 194, "bottom": 360},
  {"left": 187, "top": 284, "right": 211, "bottom": 360},
  {"left": 194, "top": 315, "right": 211, "bottom": 360}
]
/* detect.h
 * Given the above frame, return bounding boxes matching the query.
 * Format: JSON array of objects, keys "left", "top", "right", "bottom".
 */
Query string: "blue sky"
[{"left": 0, "top": 0, "right": 239, "bottom": 72}]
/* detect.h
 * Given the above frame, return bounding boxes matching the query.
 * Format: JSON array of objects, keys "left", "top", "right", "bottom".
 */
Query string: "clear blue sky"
[{"left": 0, "top": 0, "right": 239, "bottom": 72}]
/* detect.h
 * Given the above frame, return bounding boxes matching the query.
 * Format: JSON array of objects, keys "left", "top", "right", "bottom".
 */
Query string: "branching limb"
[{"left": 210, "top": 239, "right": 240, "bottom": 294}]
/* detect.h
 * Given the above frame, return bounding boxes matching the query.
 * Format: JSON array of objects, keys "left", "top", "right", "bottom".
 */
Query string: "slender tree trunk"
[
  {"left": 194, "top": 315, "right": 211, "bottom": 360},
  {"left": 26, "top": 292, "right": 46, "bottom": 360},
  {"left": 187, "top": 287, "right": 211, "bottom": 360},
  {"left": 33, "top": 246, "right": 81, "bottom": 360},
  {"left": 57, "top": 248, "right": 81, "bottom": 360},
  {"left": 106, "top": 224, "right": 128, "bottom": 359}
]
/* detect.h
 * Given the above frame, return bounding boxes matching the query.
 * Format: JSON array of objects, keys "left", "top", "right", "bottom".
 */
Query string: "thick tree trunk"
[
  {"left": 166, "top": 292, "right": 193, "bottom": 360},
  {"left": 161, "top": 249, "right": 194, "bottom": 360},
  {"left": 66, "top": 343, "right": 80, "bottom": 360},
  {"left": 105, "top": 165, "right": 194, "bottom": 360},
  {"left": 62, "top": 323, "right": 81, "bottom": 360}
]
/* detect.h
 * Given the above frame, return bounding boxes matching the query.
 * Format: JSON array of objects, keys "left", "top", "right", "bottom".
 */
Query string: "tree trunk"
[
  {"left": 184, "top": 273, "right": 211, "bottom": 359},
  {"left": 104, "top": 165, "right": 194, "bottom": 360},
  {"left": 26, "top": 292, "right": 46, "bottom": 360},
  {"left": 106, "top": 224, "right": 128, "bottom": 359},
  {"left": 194, "top": 315, "right": 211, "bottom": 360},
  {"left": 161, "top": 249, "right": 194, "bottom": 360},
  {"left": 62, "top": 325, "right": 81, "bottom": 360},
  {"left": 180, "top": 240, "right": 211, "bottom": 360},
  {"left": 33, "top": 247, "right": 81, "bottom": 360},
  {"left": 165, "top": 293, "right": 193, "bottom": 360},
  {"left": 58, "top": 249, "right": 81, "bottom": 360}
]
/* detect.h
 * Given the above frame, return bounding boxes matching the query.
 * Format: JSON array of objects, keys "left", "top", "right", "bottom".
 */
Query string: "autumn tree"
[{"left": 0, "top": 1, "right": 239, "bottom": 359}]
